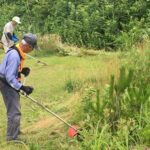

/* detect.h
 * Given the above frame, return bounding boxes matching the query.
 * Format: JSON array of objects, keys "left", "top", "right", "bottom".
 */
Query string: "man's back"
[
  {"left": 0, "top": 49, "right": 21, "bottom": 90},
  {"left": 1, "top": 21, "right": 15, "bottom": 52}
]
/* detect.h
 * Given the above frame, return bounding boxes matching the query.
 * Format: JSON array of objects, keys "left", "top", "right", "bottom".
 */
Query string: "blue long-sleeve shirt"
[{"left": 0, "top": 49, "right": 22, "bottom": 90}]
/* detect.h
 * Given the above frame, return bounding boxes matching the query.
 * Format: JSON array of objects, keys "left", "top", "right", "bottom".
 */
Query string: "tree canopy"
[{"left": 0, "top": 0, "right": 150, "bottom": 50}]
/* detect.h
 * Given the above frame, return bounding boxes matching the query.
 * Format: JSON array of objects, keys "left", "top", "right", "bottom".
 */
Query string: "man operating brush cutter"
[
  {"left": 0, "top": 33, "right": 37, "bottom": 141},
  {"left": 1, "top": 16, "right": 21, "bottom": 52}
]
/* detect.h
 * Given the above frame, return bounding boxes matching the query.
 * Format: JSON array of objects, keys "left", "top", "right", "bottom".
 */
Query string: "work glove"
[
  {"left": 20, "top": 85, "right": 34, "bottom": 95},
  {"left": 11, "top": 35, "right": 19, "bottom": 43},
  {"left": 21, "top": 67, "right": 30, "bottom": 77}
]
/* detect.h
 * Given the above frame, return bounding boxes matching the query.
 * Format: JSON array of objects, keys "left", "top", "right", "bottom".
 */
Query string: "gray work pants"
[{"left": 0, "top": 80, "right": 21, "bottom": 140}]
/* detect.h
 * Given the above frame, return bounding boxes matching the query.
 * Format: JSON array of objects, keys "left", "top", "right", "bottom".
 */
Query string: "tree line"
[{"left": 0, "top": 0, "right": 150, "bottom": 50}]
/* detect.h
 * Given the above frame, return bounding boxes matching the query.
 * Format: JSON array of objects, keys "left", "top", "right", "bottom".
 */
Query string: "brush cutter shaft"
[
  {"left": 26, "top": 54, "right": 48, "bottom": 66},
  {"left": 23, "top": 94, "right": 76, "bottom": 130},
  {"left": 23, "top": 77, "right": 27, "bottom": 85}
]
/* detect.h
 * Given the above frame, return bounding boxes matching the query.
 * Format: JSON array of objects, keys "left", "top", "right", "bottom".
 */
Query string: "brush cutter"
[
  {"left": 22, "top": 78, "right": 77, "bottom": 136},
  {"left": 21, "top": 92, "right": 82, "bottom": 139},
  {"left": 25, "top": 53, "right": 48, "bottom": 66}
]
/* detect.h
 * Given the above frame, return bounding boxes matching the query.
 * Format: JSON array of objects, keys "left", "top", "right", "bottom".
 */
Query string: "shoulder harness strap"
[{"left": 7, "top": 45, "right": 22, "bottom": 60}]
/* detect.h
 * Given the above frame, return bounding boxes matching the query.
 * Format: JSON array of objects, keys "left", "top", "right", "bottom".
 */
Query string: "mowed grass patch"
[{"left": 0, "top": 52, "right": 121, "bottom": 149}]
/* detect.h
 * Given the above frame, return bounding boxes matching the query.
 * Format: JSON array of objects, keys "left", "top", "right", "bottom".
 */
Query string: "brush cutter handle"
[
  {"left": 26, "top": 54, "right": 48, "bottom": 66},
  {"left": 23, "top": 77, "right": 27, "bottom": 85},
  {"left": 20, "top": 86, "right": 33, "bottom": 95},
  {"left": 20, "top": 92, "right": 77, "bottom": 131}
]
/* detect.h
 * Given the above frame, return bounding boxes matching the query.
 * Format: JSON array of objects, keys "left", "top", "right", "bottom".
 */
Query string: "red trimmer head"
[{"left": 68, "top": 125, "right": 78, "bottom": 138}]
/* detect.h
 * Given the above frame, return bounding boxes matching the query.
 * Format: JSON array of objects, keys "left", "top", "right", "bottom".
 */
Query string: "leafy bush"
[{"left": 0, "top": 0, "right": 150, "bottom": 50}]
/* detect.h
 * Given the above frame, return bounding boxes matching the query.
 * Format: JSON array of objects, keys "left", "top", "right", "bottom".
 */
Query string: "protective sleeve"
[{"left": 6, "top": 32, "right": 13, "bottom": 40}]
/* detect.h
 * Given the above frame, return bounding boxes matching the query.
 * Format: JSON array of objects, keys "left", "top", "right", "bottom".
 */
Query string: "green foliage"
[
  {"left": 115, "top": 67, "right": 133, "bottom": 94},
  {"left": 64, "top": 78, "right": 82, "bottom": 93},
  {"left": 29, "top": 143, "right": 41, "bottom": 150},
  {"left": 73, "top": 49, "right": 150, "bottom": 149},
  {"left": 0, "top": 0, "right": 150, "bottom": 50},
  {"left": 140, "top": 125, "right": 150, "bottom": 142}
]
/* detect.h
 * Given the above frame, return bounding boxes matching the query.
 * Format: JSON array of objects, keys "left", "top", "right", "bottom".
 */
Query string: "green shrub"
[
  {"left": 73, "top": 49, "right": 150, "bottom": 148},
  {"left": 0, "top": 0, "right": 150, "bottom": 50},
  {"left": 64, "top": 79, "right": 82, "bottom": 93}
]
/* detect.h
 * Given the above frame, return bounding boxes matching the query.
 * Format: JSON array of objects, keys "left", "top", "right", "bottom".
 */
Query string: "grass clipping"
[{"left": 38, "top": 34, "right": 100, "bottom": 56}]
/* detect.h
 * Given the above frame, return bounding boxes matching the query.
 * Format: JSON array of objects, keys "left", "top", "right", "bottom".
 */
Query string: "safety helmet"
[
  {"left": 23, "top": 33, "right": 38, "bottom": 49},
  {"left": 12, "top": 16, "right": 21, "bottom": 24}
]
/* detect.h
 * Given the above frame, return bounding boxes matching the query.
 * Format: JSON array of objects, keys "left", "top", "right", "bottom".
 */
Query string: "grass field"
[{"left": 0, "top": 50, "right": 122, "bottom": 150}]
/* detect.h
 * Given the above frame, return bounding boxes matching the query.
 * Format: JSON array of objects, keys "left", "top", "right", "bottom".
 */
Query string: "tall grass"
[
  {"left": 70, "top": 48, "right": 150, "bottom": 149},
  {"left": 1, "top": 42, "right": 149, "bottom": 149}
]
